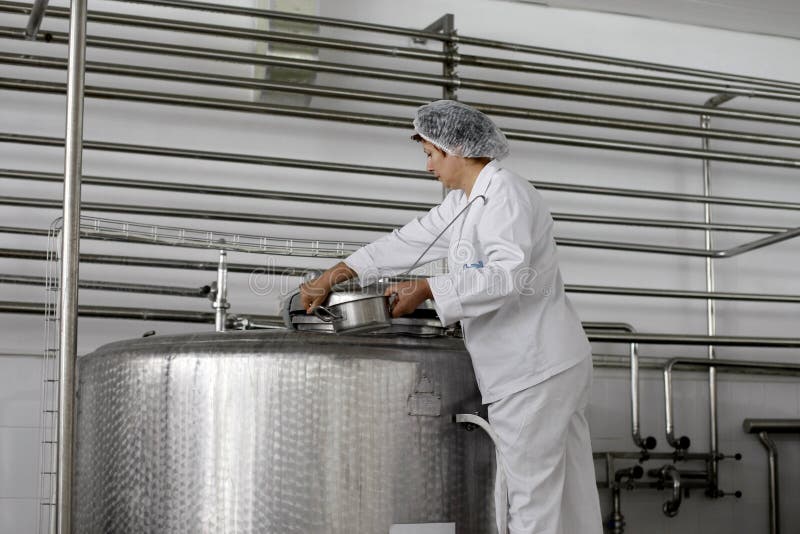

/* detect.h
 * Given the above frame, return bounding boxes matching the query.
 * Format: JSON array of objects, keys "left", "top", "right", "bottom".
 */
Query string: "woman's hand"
[
  {"left": 299, "top": 262, "right": 357, "bottom": 314},
  {"left": 384, "top": 279, "right": 433, "bottom": 318}
]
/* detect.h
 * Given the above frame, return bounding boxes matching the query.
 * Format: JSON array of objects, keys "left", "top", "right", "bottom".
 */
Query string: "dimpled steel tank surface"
[{"left": 74, "top": 330, "right": 495, "bottom": 533}]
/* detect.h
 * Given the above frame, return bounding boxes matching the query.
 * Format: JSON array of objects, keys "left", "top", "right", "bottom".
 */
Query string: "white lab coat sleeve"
[
  {"left": 428, "top": 194, "right": 536, "bottom": 326},
  {"left": 344, "top": 192, "right": 459, "bottom": 285}
]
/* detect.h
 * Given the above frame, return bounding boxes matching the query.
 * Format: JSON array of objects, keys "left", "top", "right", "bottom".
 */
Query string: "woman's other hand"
[{"left": 384, "top": 279, "right": 433, "bottom": 318}]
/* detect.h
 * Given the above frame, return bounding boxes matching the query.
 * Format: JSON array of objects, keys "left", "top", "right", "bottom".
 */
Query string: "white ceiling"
[{"left": 503, "top": 0, "right": 800, "bottom": 41}]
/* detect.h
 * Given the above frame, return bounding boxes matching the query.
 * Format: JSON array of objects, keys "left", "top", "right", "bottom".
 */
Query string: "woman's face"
[{"left": 422, "top": 140, "right": 465, "bottom": 190}]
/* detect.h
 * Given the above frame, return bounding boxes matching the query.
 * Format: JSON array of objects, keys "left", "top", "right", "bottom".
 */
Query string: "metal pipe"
[
  {"left": 743, "top": 419, "right": 800, "bottom": 433},
  {"left": 456, "top": 36, "right": 800, "bottom": 93},
  {"left": 0, "top": 2, "right": 446, "bottom": 62},
  {"left": 593, "top": 353, "right": 800, "bottom": 376},
  {"left": 56, "top": 2, "right": 86, "bottom": 532},
  {"left": 532, "top": 180, "right": 800, "bottom": 212},
  {"left": 567, "top": 284, "right": 800, "bottom": 303},
  {"left": 701, "top": 94, "right": 736, "bottom": 500},
  {"left": 0, "top": 132, "right": 429, "bottom": 179},
  {"left": 93, "top": 0, "right": 800, "bottom": 93},
  {"left": 0, "top": 28, "right": 451, "bottom": 87},
  {"left": 647, "top": 465, "right": 682, "bottom": 517},
  {"left": 583, "top": 323, "right": 654, "bottom": 453},
  {"left": 0, "top": 195, "right": 399, "bottom": 233},
  {"left": 0, "top": 195, "right": 789, "bottom": 235},
  {"left": 8, "top": 29, "right": 800, "bottom": 129},
  {"left": 559, "top": 226, "right": 800, "bottom": 258},
  {"left": 7, "top": 167, "right": 800, "bottom": 215},
  {"left": 609, "top": 465, "right": 644, "bottom": 534},
  {"left": 0, "top": 274, "right": 211, "bottom": 297},
  {"left": 457, "top": 78, "right": 800, "bottom": 128},
  {"left": 0, "top": 247, "right": 309, "bottom": 277},
  {"left": 7, "top": 54, "right": 800, "bottom": 150},
  {"left": 665, "top": 359, "right": 800, "bottom": 451},
  {"left": 0, "top": 299, "right": 281, "bottom": 325},
  {"left": 590, "top": 332, "right": 800, "bottom": 348},
  {"left": 106, "top": 0, "right": 448, "bottom": 41},
  {"left": 0, "top": 168, "right": 433, "bottom": 212},
  {"left": 23, "top": 0, "right": 48, "bottom": 39},
  {"left": 759, "top": 432, "right": 780, "bottom": 534},
  {"left": 458, "top": 54, "right": 800, "bottom": 102},
  {"left": 213, "top": 250, "right": 228, "bottom": 332}
]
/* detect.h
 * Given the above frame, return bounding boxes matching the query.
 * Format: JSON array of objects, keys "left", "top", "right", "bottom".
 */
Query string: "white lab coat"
[
  {"left": 345, "top": 160, "right": 592, "bottom": 404},
  {"left": 346, "top": 160, "right": 602, "bottom": 533}
]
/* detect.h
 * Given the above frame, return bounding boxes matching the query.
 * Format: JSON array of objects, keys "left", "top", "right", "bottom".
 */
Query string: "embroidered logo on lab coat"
[{"left": 464, "top": 260, "right": 484, "bottom": 269}]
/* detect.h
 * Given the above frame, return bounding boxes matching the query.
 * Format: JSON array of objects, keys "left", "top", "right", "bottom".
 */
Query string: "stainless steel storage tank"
[{"left": 74, "top": 329, "right": 496, "bottom": 533}]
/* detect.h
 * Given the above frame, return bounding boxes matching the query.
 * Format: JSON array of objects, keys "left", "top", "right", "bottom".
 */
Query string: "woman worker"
[{"left": 300, "top": 100, "right": 602, "bottom": 534}]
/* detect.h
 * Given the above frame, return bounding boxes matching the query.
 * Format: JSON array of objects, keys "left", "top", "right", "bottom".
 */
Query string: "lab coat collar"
[{"left": 468, "top": 159, "right": 499, "bottom": 203}]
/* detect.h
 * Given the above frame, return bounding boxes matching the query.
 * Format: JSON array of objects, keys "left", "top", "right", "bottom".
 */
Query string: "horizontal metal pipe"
[
  {"left": 2, "top": 193, "right": 786, "bottom": 236},
  {"left": 592, "top": 354, "right": 800, "bottom": 376},
  {"left": 0, "top": 195, "right": 398, "bottom": 233},
  {"left": 103, "top": 0, "right": 800, "bottom": 93},
  {"left": 4, "top": 223, "right": 794, "bottom": 303},
  {"left": 0, "top": 247, "right": 310, "bottom": 277},
  {"left": 534, "top": 180, "right": 800, "bottom": 212},
  {"left": 0, "top": 299, "right": 281, "bottom": 324},
  {"left": 568, "top": 284, "right": 800, "bottom": 303},
  {"left": 458, "top": 78, "right": 800, "bottom": 128},
  {"left": 744, "top": 419, "right": 800, "bottom": 434},
  {"left": 0, "top": 1, "right": 446, "bottom": 62},
  {"left": 7, "top": 54, "right": 800, "bottom": 149},
  {"left": 456, "top": 36, "right": 800, "bottom": 94},
  {"left": 0, "top": 132, "right": 429, "bottom": 178},
  {"left": 6, "top": 164, "right": 800, "bottom": 215},
  {"left": 588, "top": 332, "right": 800, "bottom": 348},
  {"left": 459, "top": 54, "right": 800, "bottom": 102},
  {"left": 6, "top": 80, "right": 800, "bottom": 169},
  {"left": 0, "top": 169, "right": 432, "bottom": 211},
  {"left": 0, "top": 52, "right": 429, "bottom": 108},
  {"left": 105, "top": 0, "right": 448, "bottom": 41},
  {"left": 7, "top": 29, "right": 800, "bottom": 130},
  {"left": 0, "top": 273, "right": 211, "bottom": 297},
  {"left": 0, "top": 27, "right": 451, "bottom": 87},
  {"left": 560, "top": 227, "right": 800, "bottom": 258},
  {"left": 502, "top": 127, "right": 800, "bottom": 168}
]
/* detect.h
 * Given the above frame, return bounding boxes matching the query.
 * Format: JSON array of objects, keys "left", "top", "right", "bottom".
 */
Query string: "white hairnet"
[{"left": 413, "top": 100, "right": 510, "bottom": 160}]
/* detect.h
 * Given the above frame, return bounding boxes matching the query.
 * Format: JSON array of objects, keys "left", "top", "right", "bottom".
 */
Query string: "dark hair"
[{"left": 410, "top": 133, "right": 424, "bottom": 143}]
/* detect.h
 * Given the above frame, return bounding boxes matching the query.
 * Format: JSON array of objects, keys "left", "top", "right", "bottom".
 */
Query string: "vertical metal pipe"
[
  {"left": 56, "top": 1, "right": 87, "bottom": 533},
  {"left": 701, "top": 110, "right": 719, "bottom": 495},
  {"left": 214, "top": 249, "right": 229, "bottom": 332},
  {"left": 758, "top": 431, "right": 779, "bottom": 534},
  {"left": 701, "top": 93, "right": 735, "bottom": 497}
]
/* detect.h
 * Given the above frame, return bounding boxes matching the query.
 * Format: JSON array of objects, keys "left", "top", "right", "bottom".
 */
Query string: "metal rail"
[
  {"left": 6, "top": 1, "right": 800, "bottom": 102},
  {"left": 7, "top": 29, "right": 800, "bottom": 129},
  {"left": 5, "top": 78, "right": 800, "bottom": 168},
  {"left": 0, "top": 274, "right": 211, "bottom": 297},
  {"left": 0, "top": 194, "right": 789, "bottom": 234},
  {"left": 6, "top": 58, "right": 800, "bottom": 149},
  {"left": 0, "top": 299, "right": 280, "bottom": 324},
  {"left": 588, "top": 332, "right": 800, "bottom": 348},
  {"left": 102, "top": 0, "right": 800, "bottom": 92},
  {"left": 6, "top": 168, "right": 800, "bottom": 214}
]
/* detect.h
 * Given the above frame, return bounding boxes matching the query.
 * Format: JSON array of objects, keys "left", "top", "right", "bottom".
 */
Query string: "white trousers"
[{"left": 488, "top": 356, "right": 602, "bottom": 534}]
